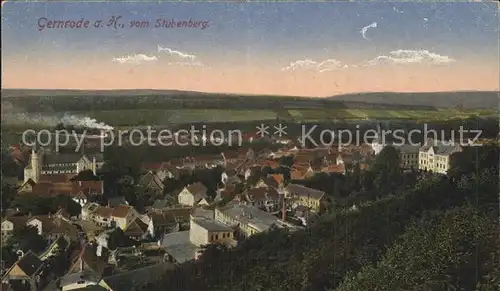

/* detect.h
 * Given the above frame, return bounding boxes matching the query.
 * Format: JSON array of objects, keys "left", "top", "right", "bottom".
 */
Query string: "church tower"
[{"left": 31, "top": 145, "right": 42, "bottom": 183}]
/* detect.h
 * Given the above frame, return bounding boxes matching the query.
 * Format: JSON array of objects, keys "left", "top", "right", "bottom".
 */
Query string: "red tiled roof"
[
  {"left": 321, "top": 164, "right": 345, "bottom": 174},
  {"left": 124, "top": 218, "right": 148, "bottom": 236},
  {"left": 30, "top": 180, "right": 103, "bottom": 198},
  {"left": 111, "top": 205, "right": 132, "bottom": 218},
  {"left": 93, "top": 206, "right": 114, "bottom": 218},
  {"left": 291, "top": 169, "right": 307, "bottom": 180},
  {"left": 270, "top": 174, "right": 284, "bottom": 185},
  {"left": 39, "top": 174, "right": 74, "bottom": 183}
]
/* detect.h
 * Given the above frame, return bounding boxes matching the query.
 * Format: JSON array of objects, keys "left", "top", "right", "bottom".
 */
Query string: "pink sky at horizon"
[{"left": 2, "top": 58, "right": 498, "bottom": 97}]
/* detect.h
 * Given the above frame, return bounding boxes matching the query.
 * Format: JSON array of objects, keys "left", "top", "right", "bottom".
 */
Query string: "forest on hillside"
[{"left": 145, "top": 144, "right": 499, "bottom": 291}]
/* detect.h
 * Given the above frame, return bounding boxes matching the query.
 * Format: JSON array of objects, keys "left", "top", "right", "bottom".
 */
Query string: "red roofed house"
[{"left": 110, "top": 205, "right": 139, "bottom": 230}]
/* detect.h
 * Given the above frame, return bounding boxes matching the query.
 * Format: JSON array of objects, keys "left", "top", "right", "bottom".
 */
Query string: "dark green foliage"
[
  {"left": 371, "top": 145, "right": 402, "bottom": 195},
  {"left": 7, "top": 225, "right": 47, "bottom": 254},
  {"left": 12, "top": 193, "right": 81, "bottom": 217},
  {"left": 107, "top": 228, "right": 138, "bottom": 250},
  {"left": 336, "top": 206, "right": 499, "bottom": 291}
]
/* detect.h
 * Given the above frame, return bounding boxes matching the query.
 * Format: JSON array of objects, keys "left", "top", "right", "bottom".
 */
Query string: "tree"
[
  {"left": 371, "top": 146, "right": 402, "bottom": 195},
  {"left": 12, "top": 193, "right": 81, "bottom": 217},
  {"left": 1, "top": 245, "right": 18, "bottom": 269},
  {"left": 8, "top": 226, "right": 47, "bottom": 254},
  {"left": 71, "top": 169, "right": 99, "bottom": 181},
  {"left": 1, "top": 180, "right": 17, "bottom": 216},
  {"left": 107, "top": 228, "right": 137, "bottom": 250}
]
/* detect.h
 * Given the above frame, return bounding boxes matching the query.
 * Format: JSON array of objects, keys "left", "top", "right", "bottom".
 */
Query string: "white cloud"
[
  {"left": 112, "top": 54, "right": 158, "bottom": 65},
  {"left": 360, "top": 22, "right": 377, "bottom": 40},
  {"left": 281, "top": 59, "right": 347, "bottom": 72},
  {"left": 157, "top": 45, "right": 196, "bottom": 60},
  {"left": 365, "top": 49, "right": 455, "bottom": 66},
  {"left": 167, "top": 61, "right": 205, "bottom": 67}
]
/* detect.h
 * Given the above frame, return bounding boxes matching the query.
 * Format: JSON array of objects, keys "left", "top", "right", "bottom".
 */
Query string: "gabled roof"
[
  {"left": 2, "top": 251, "right": 43, "bottom": 279},
  {"left": 291, "top": 169, "right": 308, "bottom": 180},
  {"left": 124, "top": 218, "right": 148, "bottom": 237},
  {"left": 164, "top": 207, "right": 193, "bottom": 222},
  {"left": 68, "top": 244, "right": 107, "bottom": 275},
  {"left": 419, "top": 140, "right": 462, "bottom": 155},
  {"left": 92, "top": 206, "right": 114, "bottom": 218},
  {"left": 245, "top": 187, "right": 279, "bottom": 203},
  {"left": 149, "top": 212, "right": 177, "bottom": 226},
  {"left": 30, "top": 180, "right": 103, "bottom": 198},
  {"left": 99, "top": 262, "right": 176, "bottom": 291},
  {"left": 111, "top": 205, "right": 133, "bottom": 218},
  {"left": 138, "top": 172, "right": 164, "bottom": 190},
  {"left": 321, "top": 164, "right": 346, "bottom": 174},
  {"left": 184, "top": 182, "right": 207, "bottom": 199},
  {"left": 286, "top": 184, "right": 325, "bottom": 200},
  {"left": 27, "top": 215, "right": 79, "bottom": 240}
]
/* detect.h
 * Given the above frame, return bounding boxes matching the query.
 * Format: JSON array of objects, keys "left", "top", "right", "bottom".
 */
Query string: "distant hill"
[
  {"left": 1, "top": 89, "right": 497, "bottom": 110},
  {"left": 329, "top": 91, "right": 498, "bottom": 109}
]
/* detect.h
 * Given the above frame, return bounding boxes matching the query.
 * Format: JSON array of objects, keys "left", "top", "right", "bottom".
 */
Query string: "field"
[{"left": 2, "top": 108, "right": 495, "bottom": 129}]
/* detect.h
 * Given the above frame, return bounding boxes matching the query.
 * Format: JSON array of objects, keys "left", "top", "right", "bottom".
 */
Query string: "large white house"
[{"left": 419, "top": 141, "right": 462, "bottom": 174}]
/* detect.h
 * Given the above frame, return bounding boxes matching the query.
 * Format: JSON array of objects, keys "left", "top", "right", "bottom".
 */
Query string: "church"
[{"left": 23, "top": 145, "right": 104, "bottom": 183}]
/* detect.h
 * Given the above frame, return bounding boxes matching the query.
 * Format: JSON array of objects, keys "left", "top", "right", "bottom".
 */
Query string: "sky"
[{"left": 2, "top": 1, "right": 499, "bottom": 96}]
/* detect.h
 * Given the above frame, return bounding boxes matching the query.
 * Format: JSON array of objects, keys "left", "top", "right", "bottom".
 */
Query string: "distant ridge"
[
  {"left": 1, "top": 89, "right": 497, "bottom": 109},
  {"left": 329, "top": 91, "right": 498, "bottom": 109}
]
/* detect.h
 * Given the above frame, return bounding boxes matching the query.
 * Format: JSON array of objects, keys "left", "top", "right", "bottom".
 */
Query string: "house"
[
  {"left": 110, "top": 205, "right": 139, "bottom": 230},
  {"left": 97, "top": 263, "right": 176, "bottom": 291},
  {"left": 178, "top": 182, "right": 208, "bottom": 206},
  {"left": 19, "top": 180, "right": 104, "bottom": 207},
  {"left": 215, "top": 204, "right": 295, "bottom": 238},
  {"left": 123, "top": 218, "right": 149, "bottom": 241},
  {"left": 23, "top": 146, "right": 103, "bottom": 183},
  {"left": 197, "top": 197, "right": 212, "bottom": 207},
  {"left": 26, "top": 214, "right": 79, "bottom": 243},
  {"left": 63, "top": 244, "right": 110, "bottom": 290},
  {"left": 284, "top": 184, "right": 326, "bottom": 213},
  {"left": 395, "top": 144, "right": 421, "bottom": 169},
  {"left": 137, "top": 172, "right": 164, "bottom": 193},
  {"left": 107, "top": 197, "right": 128, "bottom": 208},
  {"left": 60, "top": 271, "right": 101, "bottom": 291},
  {"left": 214, "top": 183, "right": 244, "bottom": 203},
  {"left": 189, "top": 217, "right": 234, "bottom": 247},
  {"left": 419, "top": 140, "right": 462, "bottom": 174},
  {"left": 290, "top": 166, "right": 308, "bottom": 180},
  {"left": 161, "top": 216, "right": 236, "bottom": 264},
  {"left": 321, "top": 164, "right": 346, "bottom": 175},
  {"left": 1, "top": 251, "right": 45, "bottom": 291},
  {"left": 147, "top": 212, "right": 179, "bottom": 239},
  {"left": 243, "top": 187, "right": 281, "bottom": 212},
  {"left": 1, "top": 216, "right": 30, "bottom": 243},
  {"left": 141, "top": 162, "right": 178, "bottom": 180},
  {"left": 74, "top": 221, "right": 104, "bottom": 242},
  {"left": 82, "top": 204, "right": 113, "bottom": 228}
]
